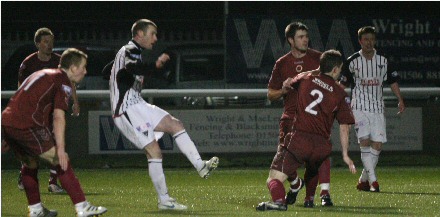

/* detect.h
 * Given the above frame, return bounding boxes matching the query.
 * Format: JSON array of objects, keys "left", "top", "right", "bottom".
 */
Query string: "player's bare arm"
[
  {"left": 390, "top": 82, "right": 405, "bottom": 114},
  {"left": 71, "top": 82, "right": 80, "bottom": 117},
  {"left": 53, "top": 108, "right": 69, "bottom": 171},
  {"left": 268, "top": 68, "right": 319, "bottom": 101},
  {"left": 339, "top": 124, "right": 356, "bottom": 174}
]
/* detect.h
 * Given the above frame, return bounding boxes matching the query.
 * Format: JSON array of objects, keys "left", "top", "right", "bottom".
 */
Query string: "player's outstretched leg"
[{"left": 198, "top": 156, "right": 219, "bottom": 179}]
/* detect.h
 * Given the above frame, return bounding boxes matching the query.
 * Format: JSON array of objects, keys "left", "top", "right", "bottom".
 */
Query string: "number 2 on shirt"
[{"left": 305, "top": 89, "right": 323, "bottom": 115}]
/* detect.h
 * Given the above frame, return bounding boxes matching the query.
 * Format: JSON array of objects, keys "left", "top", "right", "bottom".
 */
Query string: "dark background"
[{"left": 2, "top": 1, "right": 438, "bottom": 22}]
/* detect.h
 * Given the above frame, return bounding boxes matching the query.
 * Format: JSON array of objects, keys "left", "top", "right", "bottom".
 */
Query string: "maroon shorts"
[
  {"left": 2, "top": 126, "right": 55, "bottom": 159},
  {"left": 271, "top": 130, "right": 332, "bottom": 178},
  {"left": 278, "top": 118, "right": 293, "bottom": 144}
]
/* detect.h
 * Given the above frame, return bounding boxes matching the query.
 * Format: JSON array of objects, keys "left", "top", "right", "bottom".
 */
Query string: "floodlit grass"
[{"left": 2, "top": 167, "right": 440, "bottom": 216}]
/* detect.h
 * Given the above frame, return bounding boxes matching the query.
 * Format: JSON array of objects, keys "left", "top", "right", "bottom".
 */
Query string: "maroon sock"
[
  {"left": 56, "top": 163, "right": 86, "bottom": 204},
  {"left": 48, "top": 165, "right": 58, "bottom": 185},
  {"left": 267, "top": 179, "right": 286, "bottom": 204},
  {"left": 320, "top": 190, "right": 330, "bottom": 197},
  {"left": 304, "top": 168, "right": 319, "bottom": 201},
  {"left": 318, "top": 158, "right": 331, "bottom": 184},
  {"left": 21, "top": 166, "right": 40, "bottom": 205}
]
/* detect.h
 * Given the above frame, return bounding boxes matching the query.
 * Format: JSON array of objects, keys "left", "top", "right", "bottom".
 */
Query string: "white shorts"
[
  {"left": 113, "top": 101, "right": 168, "bottom": 149},
  {"left": 353, "top": 110, "right": 387, "bottom": 143}
]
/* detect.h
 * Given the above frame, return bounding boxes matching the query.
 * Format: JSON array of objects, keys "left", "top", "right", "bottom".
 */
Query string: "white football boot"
[
  {"left": 76, "top": 201, "right": 107, "bottom": 217},
  {"left": 198, "top": 156, "right": 219, "bottom": 179},
  {"left": 158, "top": 197, "right": 187, "bottom": 210}
]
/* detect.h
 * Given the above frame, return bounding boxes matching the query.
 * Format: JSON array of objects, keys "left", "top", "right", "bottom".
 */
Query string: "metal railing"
[{"left": 2, "top": 87, "right": 440, "bottom": 101}]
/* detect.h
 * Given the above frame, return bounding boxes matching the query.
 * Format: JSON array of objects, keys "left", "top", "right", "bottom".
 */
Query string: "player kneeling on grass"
[
  {"left": 256, "top": 49, "right": 357, "bottom": 211},
  {"left": 1, "top": 48, "right": 107, "bottom": 217},
  {"left": 109, "top": 19, "right": 219, "bottom": 211}
]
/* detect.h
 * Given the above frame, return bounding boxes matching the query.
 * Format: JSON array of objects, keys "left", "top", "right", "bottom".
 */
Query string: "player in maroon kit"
[
  {"left": 16, "top": 27, "right": 74, "bottom": 193},
  {"left": 267, "top": 21, "right": 334, "bottom": 206},
  {"left": 257, "top": 49, "right": 357, "bottom": 211},
  {"left": 2, "top": 48, "right": 106, "bottom": 217}
]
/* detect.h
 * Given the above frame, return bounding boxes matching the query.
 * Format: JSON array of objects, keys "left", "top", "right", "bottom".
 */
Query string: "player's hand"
[
  {"left": 343, "top": 155, "right": 357, "bottom": 174},
  {"left": 57, "top": 148, "right": 69, "bottom": 171},
  {"left": 71, "top": 103, "right": 80, "bottom": 117},
  {"left": 397, "top": 100, "right": 405, "bottom": 115},
  {"left": 282, "top": 77, "right": 294, "bottom": 93},
  {"left": 156, "top": 53, "right": 170, "bottom": 69}
]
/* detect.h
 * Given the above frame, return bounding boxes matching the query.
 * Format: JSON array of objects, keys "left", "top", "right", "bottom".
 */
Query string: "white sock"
[
  {"left": 75, "top": 201, "right": 88, "bottom": 212},
  {"left": 360, "top": 146, "right": 376, "bottom": 182},
  {"left": 289, "top": 177, "right": 302, "bottom": 192},
  {"left": 289, "top": 177, "right": 298, "bottom": 186},
  {"left": 370, "top": 147, "right": 381, "bottom": 170},
  {"left": 28, "top": 202, "right": 43, "bottom": 210},
  {"left": 173, "top": 130, "right": 204, "bottom": 171},
  {"left": 148, "top": 159, "right": 170, "bottom": 203},
  {"left": 320, "top": 183, "right": 330, "bottom": 191}
]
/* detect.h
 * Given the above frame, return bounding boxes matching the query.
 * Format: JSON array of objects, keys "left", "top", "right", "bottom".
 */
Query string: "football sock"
[
  {"left": 320, "top": 183, "right": 330, "bottom": 195},
  {"left": 320, "top": 190, "right": 330, "bottom": 197},
  {"left": 56, "top": 162, "right": 86, "bottom": 204},
  {"left": 148, "top": 159, "right": 170, "bottom": 203},
  {"left": 318, "top": 158, "right": 331, "bottom": 184},
  {"left": 360, "top": 146, "right": 376, "bottom": 182},
  {"left": 21, "top": 166, "right": 40, "bottom": 205},
  {"left": 48, "top": 166, "right": 58, "bottom": 185},
  {"left": 370, "top": 147, "right": 381, "bottom": 169},
  {"left": 267, "top": 179, "right": 286, "bottom": 204},
  {"left": 173, "top": 130, "right": 204, "bottom": 171},
  {"left": 289, "top": 177, "right": 302, "bottom": 192},
  {"left": 304, "top": 169, "right": 319, "bottom": 201}
]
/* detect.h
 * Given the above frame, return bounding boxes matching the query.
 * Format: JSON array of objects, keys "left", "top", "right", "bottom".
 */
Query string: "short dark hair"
[
  {"left": 285, "top": 22, "right": 308, "bottom": 45},
  {"left": 34, "top": 27, "right": 54, "bottom": 44},
  {"left": 131, "top": 19, "right": 157, "bottom": 38},
  {"left": 319, "top": 49, "right": 343, "bottom": 73},
  {"left": 358, "top": 26, "right": 376, "bottom": 40},
  {"left": 60, "top": 48, "right": 88, "bottom": 69}
]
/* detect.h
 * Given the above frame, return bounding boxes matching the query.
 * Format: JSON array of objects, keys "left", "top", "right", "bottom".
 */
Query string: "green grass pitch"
[{"left": 2, "top": 167, "right": 439, "bottom": 216}]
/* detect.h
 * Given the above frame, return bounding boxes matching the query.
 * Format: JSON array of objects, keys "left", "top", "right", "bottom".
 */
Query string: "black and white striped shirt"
[
  {"left": 110, "top": 40, "right": 156, "bottom": 116},
  {"left": 340, "top": 50, "right": 400, "bottom": 113}
]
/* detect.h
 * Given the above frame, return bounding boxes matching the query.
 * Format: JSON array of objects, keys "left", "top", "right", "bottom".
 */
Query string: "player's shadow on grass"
[
  {"left": 378, "top": 191, "right": 440, "bottom": 196},
  {"left": 299, "top": 205, "right": 407, "bottom": 215},
  {"left": 146, "top": 210, "right": 229, "bottom": 216},
  {"left": 41, "top": 192, "right": 109, "bottom": 196}
]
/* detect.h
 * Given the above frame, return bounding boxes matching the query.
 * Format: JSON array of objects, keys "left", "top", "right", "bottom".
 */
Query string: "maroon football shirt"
[
  {"left": 18, "top": 52, "right": 61, "bottom": 85},
  {"left": 2, "top": 68, "right": 71, "bottom": 129},
  {"left": 268, "top": 48, "right": 321, "bottom": 119},
  {"left": 293, "top": 73, "right": 355, "bottom": 139}
]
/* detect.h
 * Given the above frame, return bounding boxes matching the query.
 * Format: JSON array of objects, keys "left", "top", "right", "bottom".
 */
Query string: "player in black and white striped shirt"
[
  {"left": 109, "top": 19, "right": 219, "bottom": 211},
  {"left": 339, "top": 26, "right": 405, "bottom": 193}
]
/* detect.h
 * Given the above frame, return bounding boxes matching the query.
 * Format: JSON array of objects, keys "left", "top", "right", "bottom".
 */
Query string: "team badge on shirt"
[{"left": 296, "top": 65, "right": 303, "bottom": 72}]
